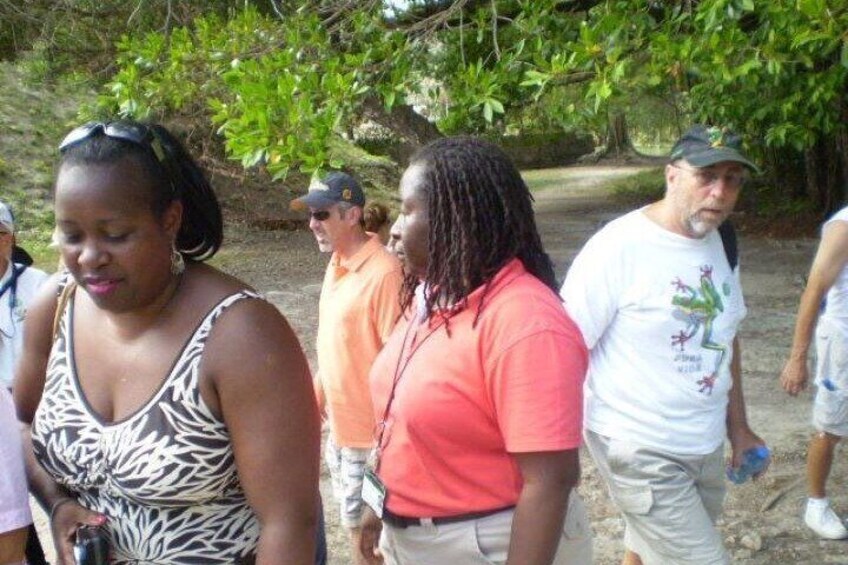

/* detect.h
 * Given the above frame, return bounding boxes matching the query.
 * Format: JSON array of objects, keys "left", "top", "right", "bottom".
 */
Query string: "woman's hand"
[
  {"left": 359, "top": 507, "right": 384, "bottom": 564},
  {"left": 50, "top": 498, "right": 107, "bottom": 565}
]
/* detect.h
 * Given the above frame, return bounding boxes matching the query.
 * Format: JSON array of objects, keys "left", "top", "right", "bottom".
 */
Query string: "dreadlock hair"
[
  {"left": 57, "top": 120, "right": 223, "bottom": 261},
  {"left": 400, "top": 136, "right": 558, "bottom": 326}
]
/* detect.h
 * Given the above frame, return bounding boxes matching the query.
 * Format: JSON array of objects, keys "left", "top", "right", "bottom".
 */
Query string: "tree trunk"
[
  {"left": 764, "top": 146, "right": 805, "bottom": 200},
  {"left": 578, "top": 111, "right": 662, "bottom": 164},
  {"left": 359, "top": 94, "right": 443, "bottom": 147},
  {"left": 604, "top": 112, "right": 636, "bottom": 156},
  {"left": 803, "top": 98, "right": 848, "bottom": 217}
]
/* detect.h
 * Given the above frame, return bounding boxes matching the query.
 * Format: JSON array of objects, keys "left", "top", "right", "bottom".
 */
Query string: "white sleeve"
[{"left": 560, "top": 230, "right": 623, "bottom": 350}]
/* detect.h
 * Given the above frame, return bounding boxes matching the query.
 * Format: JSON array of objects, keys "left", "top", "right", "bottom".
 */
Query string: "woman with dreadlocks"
[{"left": 360, "top": 137, "right": 591, "bottom": 565}]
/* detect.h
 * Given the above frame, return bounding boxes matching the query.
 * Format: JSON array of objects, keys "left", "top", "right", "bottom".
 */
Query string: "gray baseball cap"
[
  {"left": 0, "top": 201, "right": 14, "bottom": 233},
  {"left": 670, "top": 125, "right": 759, "bottom": 173}
]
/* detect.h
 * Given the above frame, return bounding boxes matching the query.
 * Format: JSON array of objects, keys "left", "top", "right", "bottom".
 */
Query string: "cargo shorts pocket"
[{"left": 610, "top": 484, "right": 653, "bottom": 516}]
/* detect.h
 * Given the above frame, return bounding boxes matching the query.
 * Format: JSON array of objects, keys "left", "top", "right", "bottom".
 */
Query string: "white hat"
[{"left": 0, "top": 201, "right": 13, "bottom": 233}]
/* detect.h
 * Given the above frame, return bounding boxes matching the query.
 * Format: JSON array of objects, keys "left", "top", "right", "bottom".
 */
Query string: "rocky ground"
[{"left": 33, "top": 166, "right": 847, "bottom": 564}]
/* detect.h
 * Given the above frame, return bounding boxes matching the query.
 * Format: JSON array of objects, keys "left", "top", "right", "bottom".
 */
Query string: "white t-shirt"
[
  {"left": 561, "top": 209, "right": 747, "bottom": 454},
  {"left": 0, "top": 386, "right": 32, "bottom": 534},
  {"left": 0, "top": 262, "right": 49, "bottom": 388},
  {"left": 821, "top": 207, "right": 848, "bottom": 335}
]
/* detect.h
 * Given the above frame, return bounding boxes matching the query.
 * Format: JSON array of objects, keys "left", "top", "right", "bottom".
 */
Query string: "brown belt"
[{"left": 381, "top": 505, "right": 515, "bottom": 529}]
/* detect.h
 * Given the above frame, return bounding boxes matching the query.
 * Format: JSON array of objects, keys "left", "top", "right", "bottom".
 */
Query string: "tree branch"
[
  {"left": 491, "top": 0, "right": 500, "bottom": 61},
  {"left": 127, "top": 0, "right": 145, "bottom": 26}
]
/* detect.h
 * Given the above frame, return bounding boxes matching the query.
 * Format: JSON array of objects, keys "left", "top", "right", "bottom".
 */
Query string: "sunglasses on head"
[{"left": 58, "top": 121, "right": 167, "bottom": 163}]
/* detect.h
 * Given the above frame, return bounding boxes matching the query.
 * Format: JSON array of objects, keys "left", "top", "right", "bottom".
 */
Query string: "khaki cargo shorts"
[{"left": 584, "top": 430, "right": 729, "bottom": 565}]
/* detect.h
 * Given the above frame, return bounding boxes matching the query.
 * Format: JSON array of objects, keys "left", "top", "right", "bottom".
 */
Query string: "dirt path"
[{"left": 32, "top": 166, "right": 846, "bottom": 563}]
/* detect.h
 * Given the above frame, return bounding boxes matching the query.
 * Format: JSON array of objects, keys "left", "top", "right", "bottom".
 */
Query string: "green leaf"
[
  {"left": 797, "top": 0, "right": 825, "bottom": 18},
  {"left": 488, "top": 98, "right": 505, "bottom": 114}
]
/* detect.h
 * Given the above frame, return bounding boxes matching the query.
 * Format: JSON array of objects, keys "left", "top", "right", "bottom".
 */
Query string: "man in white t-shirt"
[
  {"left": 0, "top": 201, "right": 49, "bottom": 390},
  {"left": 780, "top": 205, "right": 848, "bottom": 539},
  {"left": 0, "top": 201, "right": 46, "bottom": 564},
  {"left": 562, "top": 125, "right": 767, "bottom": 565}
]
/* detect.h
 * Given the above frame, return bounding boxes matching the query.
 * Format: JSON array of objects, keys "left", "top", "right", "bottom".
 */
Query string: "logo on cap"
[
  {"left": 309, "top": 179, "right": 330, "bottom": 192},
  {"left": 707, "top": 126, "right": 727, "bottom": 148}
]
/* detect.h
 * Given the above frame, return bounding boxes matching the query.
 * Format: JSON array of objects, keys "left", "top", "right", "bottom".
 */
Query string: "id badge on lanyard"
[
  {"left": 361, "top": 468, "right": 387, "bottom": 517},
  {"left": 367, "top": 312, "right": 440, "bottom": 518}
]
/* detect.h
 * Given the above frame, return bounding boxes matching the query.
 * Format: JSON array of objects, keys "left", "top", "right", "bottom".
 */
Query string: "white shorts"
[
  {"left": 584, "top": 430, "right": 728, "bottom": 565},
  {"left": 379, "top": 492, "right": 592, "bottom": 565},
  {"left": 813, "top": 319, "right": 848, "bottom": 436},
  {"left": 0, "top": 389, "right": 32, "bottom": 535},
  {"left": 324, "top": 436, "right": 370, "bottom": 528}
]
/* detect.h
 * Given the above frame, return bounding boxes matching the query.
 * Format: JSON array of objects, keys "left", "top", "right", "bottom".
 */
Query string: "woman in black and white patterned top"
[{"left": 14, "top": 121, "right": 321, "bottom": 564}]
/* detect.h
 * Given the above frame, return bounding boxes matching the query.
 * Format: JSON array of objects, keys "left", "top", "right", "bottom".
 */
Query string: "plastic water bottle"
[{"left": 726, "top": 445, "right": 770, "bottom": 484}]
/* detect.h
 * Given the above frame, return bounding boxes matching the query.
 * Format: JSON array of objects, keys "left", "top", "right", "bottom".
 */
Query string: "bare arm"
[
  {"left": 726, "top": 338, "right": 767, "bottom": 471},
  {"left": 780, "top": 221, "right": 848, "bottom": 395},
  {"left": 13, "top": 274, "right": 60, "bottom": 422},
  {"left": 314, "top": 372, "right": 327, "bottom": 421},
  {"left": 507, "top": 450, "right": 578, "bottom": 565},
  {"left": 13, "top": 276, "right": 107, "bottom": 564},
  {"left": 205, "top": 299, "right": 321, "bottom": 565}
]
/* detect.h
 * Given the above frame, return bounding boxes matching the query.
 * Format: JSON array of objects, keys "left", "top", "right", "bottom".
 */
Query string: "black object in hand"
[{"left": 73, "top": 526, "right": 109, "bottom": 565}]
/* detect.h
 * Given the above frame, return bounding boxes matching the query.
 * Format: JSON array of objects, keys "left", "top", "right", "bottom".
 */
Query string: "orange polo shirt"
[
  {"left": 369, "top": 259, "right": 587, "bottom": 517},
  {"left": 317, "top": 234, "right": 403, "bottom": 448}
]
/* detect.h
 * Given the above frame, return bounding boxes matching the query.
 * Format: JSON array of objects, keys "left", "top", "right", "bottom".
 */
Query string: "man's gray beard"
[{"left": 686, "top": 214, "right": 720, "bottom": 239}]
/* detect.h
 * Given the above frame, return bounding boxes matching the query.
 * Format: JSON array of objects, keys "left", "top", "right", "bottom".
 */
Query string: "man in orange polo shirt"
[{"left": 292, "top": 172, "right": 403, "bottom": 563}]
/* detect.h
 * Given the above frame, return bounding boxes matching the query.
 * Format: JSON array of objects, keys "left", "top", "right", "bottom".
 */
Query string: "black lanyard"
[
  {"left": 374, "top": 313, "right": 444, "bottom": 471},
  {"left": 0, "top": 263, "right": 25, "bottom": 307},
  {"left": 0, "top": 263, "right": 25, "bottom": 339}
]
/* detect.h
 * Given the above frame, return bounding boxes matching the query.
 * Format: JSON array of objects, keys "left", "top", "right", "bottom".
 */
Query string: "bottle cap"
[{"left": 752, "top": 445, "right": 770, "bottom": 458}]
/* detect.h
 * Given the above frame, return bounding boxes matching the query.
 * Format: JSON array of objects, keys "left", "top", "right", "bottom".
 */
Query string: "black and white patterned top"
[{"left": 32, "top": 291, "right": 261, "bottom": 564}]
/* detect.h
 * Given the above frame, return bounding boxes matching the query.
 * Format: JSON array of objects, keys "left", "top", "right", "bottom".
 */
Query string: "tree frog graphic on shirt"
[{"left": 670, "top": 264, "right": 729, "bottom": 395}]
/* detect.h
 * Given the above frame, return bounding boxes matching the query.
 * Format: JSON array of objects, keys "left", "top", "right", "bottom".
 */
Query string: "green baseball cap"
[{"left": 670, "top": 125, "right": 759, "bottom": 174}]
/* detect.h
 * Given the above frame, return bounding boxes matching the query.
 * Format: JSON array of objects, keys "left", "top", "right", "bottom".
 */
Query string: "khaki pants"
[{"left": 379, "top": 491, "right": 592, "bottom": 565}]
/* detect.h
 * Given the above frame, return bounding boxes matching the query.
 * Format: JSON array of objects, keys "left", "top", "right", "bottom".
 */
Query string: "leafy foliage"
[
  {"left": 5, "top": 1, "right": 846, "bottom": 210},
  {"left": 95, "top": 5, "right": 415, "bottom": 178}
]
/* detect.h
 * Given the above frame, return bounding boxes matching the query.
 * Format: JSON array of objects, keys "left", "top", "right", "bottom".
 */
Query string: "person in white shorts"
[
  {"left": 562, "top": 125, "right": 767, "bottom": 565},
  {"left": 780, "top": 205, "right": 848, "bottom": 539}
]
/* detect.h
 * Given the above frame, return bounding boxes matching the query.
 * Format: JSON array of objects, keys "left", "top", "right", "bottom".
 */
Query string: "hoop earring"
[{"left": 171, "top": 244, "right": 185, "bottom": 275}]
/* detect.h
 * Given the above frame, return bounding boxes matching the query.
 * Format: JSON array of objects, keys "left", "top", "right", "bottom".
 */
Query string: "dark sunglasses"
[
  {"left": 58, "top": 121, "right": 167, "bottom": 163},
  {"left": 310, "top": 210, "right": 332, "bottom": 221}
]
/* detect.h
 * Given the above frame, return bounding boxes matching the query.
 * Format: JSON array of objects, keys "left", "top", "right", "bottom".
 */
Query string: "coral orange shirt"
[
  {"left": 369, "top": 259, "right": 587, "bottom": 517},
  {"left": 317, "top": 235, "right": 403, "bottom": 448}
]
